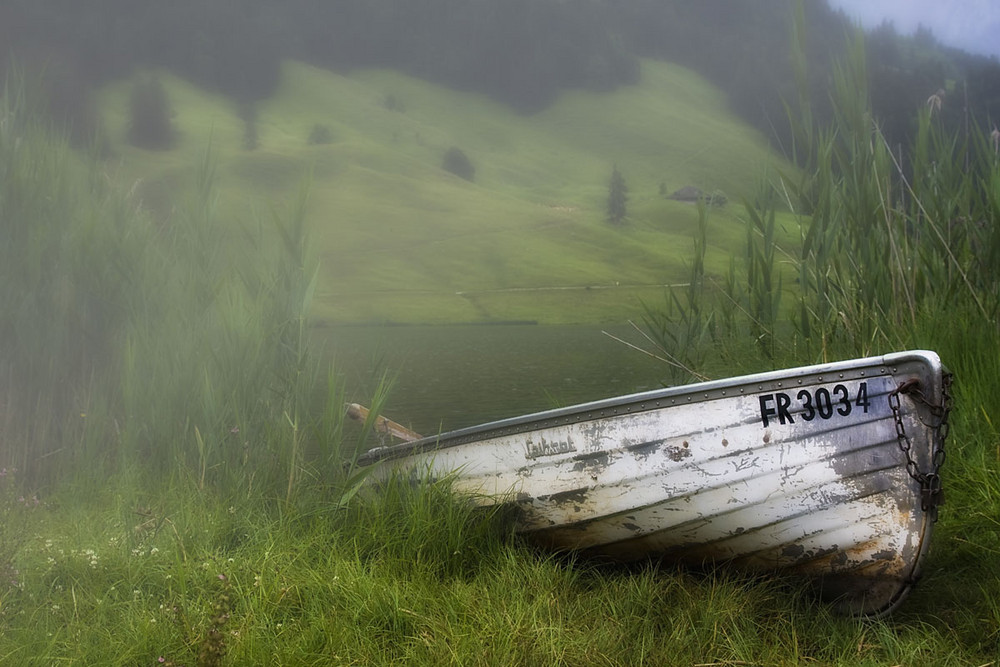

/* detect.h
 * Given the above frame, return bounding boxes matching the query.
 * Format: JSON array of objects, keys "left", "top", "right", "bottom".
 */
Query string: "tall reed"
[
  {"left": 645, "top": 15, "right": 1000, "bottom": 371},
  {"left": 640, "top": 201, "right": 716, "bottom": 383},
  {"left": 778, "top": 28, "right": 999, "bottom": 354},
  {"left": 0, "top": 74, "right": 357, "bottom": 503},
  {"left": 1, "top": 71, "right": 151, "bottom": 480}
]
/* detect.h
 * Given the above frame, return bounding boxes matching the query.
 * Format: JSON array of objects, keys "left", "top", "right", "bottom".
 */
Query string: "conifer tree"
[{"left": 606, "top": 164, "right": 628, "bottom": 226}]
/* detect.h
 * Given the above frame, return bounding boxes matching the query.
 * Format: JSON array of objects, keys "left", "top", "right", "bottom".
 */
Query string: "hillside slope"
[{"left": 98, "top": 60, "right": 793, "bottom": 324}]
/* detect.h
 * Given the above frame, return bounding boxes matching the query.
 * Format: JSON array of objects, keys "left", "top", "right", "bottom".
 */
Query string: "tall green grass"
[
  {"left": 0, "top": 73, "right": 367, "bottom": 503},
  {"left": 645, "top": 29, "right": 999, "bottom": 371},
  {"left": 1, "top": 74, "right": 147, "bottom": 481},
  {"left": 783, "top": 38, "right": 998, "bottom": 356}
]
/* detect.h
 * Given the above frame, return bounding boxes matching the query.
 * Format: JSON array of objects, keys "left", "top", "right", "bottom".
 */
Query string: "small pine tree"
[
  {"left": 127, "top": 75, "right": 174, "bottom": 150},
  {"left": 606, "top": 164, "right": 628, "bottom": 225}
]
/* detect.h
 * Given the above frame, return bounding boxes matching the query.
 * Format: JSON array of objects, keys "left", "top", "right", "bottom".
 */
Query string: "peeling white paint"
[{"left": 362, "top": 351, "right": 949, "bottom": 615}]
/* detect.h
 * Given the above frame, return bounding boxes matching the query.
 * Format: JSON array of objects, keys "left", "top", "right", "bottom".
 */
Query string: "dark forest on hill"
[{"left": 2, "top": 0, "right": 999, "bottom": 154}]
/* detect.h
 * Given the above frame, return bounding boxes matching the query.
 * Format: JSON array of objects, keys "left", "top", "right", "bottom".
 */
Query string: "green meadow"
[
  {"left": 3, "top": 37, "right": 1000, "bottom": 665},
  {"left": 98, "top": 59, "right": 790, "bottom": 325}
]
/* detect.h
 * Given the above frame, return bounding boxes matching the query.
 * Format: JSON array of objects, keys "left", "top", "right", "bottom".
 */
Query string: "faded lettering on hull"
[{"left": 524, "top": 435, "right": 578, "bottom": 459}]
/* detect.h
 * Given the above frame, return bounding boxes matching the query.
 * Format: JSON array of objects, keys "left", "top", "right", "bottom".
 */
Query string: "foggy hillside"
[
  {"left": 3, "top": 0, "right": 999, "bottom": 151},
  {"left": 91, "top": 58, "right": 790, "bottom": 326}
]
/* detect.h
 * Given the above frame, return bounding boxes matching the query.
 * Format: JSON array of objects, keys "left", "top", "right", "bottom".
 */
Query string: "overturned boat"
[{"left": 356, "top": 350, "right": 952, "bottom": 615}]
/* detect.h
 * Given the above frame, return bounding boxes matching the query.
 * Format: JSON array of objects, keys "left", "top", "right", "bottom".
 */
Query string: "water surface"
[{"left": 322, "top": 324, "right": 672, "bottom": 436}]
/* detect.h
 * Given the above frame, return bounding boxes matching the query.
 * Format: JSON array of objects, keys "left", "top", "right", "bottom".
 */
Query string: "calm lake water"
[{"left": 319, "top": 324, "right": 672, "bottom": 436}]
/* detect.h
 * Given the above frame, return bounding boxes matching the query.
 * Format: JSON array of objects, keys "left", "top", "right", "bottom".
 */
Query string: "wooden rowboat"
[{"left": 355, "top": 350, "right": 953, "bottom": 615}]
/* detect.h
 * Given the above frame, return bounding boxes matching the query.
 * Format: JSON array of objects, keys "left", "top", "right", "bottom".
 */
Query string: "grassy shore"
[
  {"left": 3, "top": 466, "right": 996, "bottom": 666},
  {"left": 3, "top": 37, "right": 1000, "bottom": 665}
]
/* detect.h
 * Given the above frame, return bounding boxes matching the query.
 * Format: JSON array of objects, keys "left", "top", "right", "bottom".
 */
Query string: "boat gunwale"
[{"left": 358, "top": 350, "right": 945, "bottom": 465}]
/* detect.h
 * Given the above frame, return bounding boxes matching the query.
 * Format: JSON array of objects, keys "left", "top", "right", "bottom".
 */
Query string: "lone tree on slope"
[
  {"left": 606, "top": 164, "right": 628, "bottom": 226},
  {"left": 443, "top": 146, "right": 476, "bottom": 181}
]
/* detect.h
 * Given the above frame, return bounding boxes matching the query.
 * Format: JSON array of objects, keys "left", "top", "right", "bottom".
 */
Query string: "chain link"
[{"left": 888, "top": 373, "right": 953, "bottom": 521}]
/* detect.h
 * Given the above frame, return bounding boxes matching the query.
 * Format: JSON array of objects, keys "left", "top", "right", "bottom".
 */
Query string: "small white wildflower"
[
  {"left": 51, "top": 605, "right": 60, "bottom": 612},
  {"left": 150, "top": 547, "right": 159, "bottom": 555}
]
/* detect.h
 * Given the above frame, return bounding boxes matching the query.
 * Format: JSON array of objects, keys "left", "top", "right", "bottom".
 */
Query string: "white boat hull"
[{"left": 360, "top": 351, "right": 951, "bottom": 615}]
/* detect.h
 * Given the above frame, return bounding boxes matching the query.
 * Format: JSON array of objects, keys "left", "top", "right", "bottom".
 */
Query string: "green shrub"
[
  {"left": 442, "top": 146, "right": 475, "bottom": 181},
  {"left": 307, "top": 123, "right": 333, "bottom": 145},
  {"left": 127, "top": 75, "right": 175, "bottom": 150},
  {"left": 382, "top": 93, "right": 405, "bottom": 112}
]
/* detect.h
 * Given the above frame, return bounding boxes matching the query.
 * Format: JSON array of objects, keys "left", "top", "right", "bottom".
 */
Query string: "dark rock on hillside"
[{"left": 669, "top": 186, "right": 703, "bottom": 202}]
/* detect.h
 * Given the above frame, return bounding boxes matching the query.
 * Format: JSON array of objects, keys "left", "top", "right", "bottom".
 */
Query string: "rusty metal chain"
[{"left": 888, "top": 373, "right": 953, "bottom": 520}]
